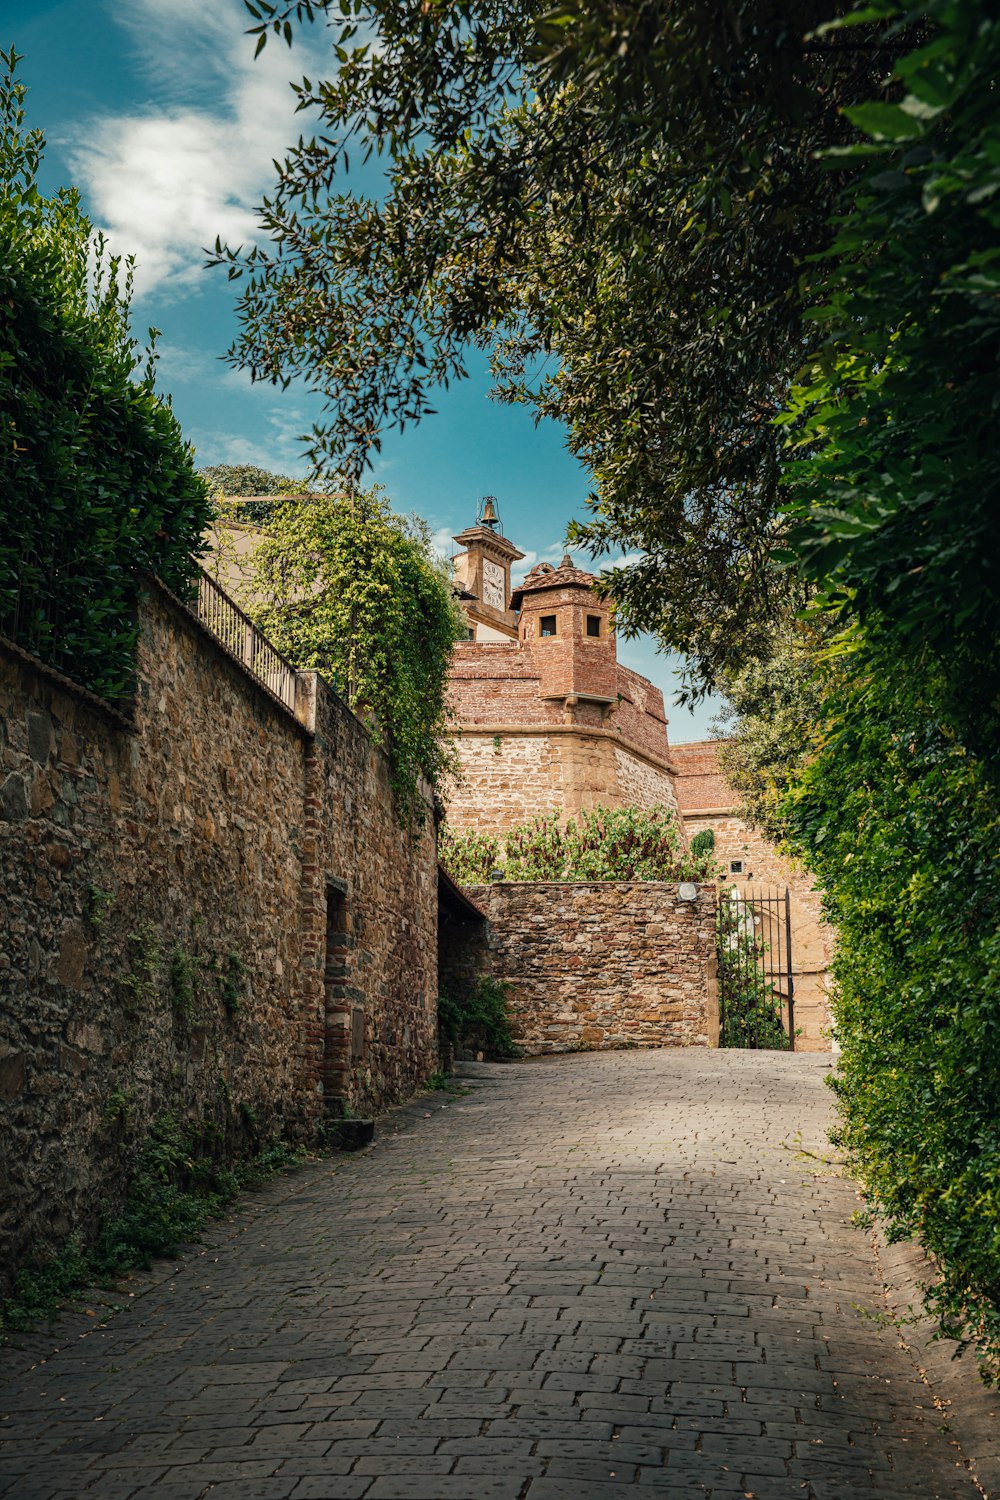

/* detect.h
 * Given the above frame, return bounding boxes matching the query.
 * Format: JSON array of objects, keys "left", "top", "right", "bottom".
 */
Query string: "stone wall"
[
  {"left": 447, "top": 727, "right": 680, "bottom": 841},
  {"left": 0, "top": 579, "right": 438, "bottom": 1288},
  {"left": 463, "top": 882, "right": 718, "bottom": 1055}
]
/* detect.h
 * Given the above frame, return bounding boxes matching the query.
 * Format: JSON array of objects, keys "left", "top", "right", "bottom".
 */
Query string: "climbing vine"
[{"left": 243, "top": 486, "right": 464, "bottom": 821}]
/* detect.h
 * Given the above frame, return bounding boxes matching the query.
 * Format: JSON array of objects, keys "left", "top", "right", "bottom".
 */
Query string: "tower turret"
[{"left": 511, "top": 555, "right": 617, "bottom": 708}]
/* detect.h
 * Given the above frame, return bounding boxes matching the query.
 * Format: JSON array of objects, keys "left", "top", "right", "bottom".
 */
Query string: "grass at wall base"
[{"left": 0, "top": 1116, "right": 306, "bottom": 1340}]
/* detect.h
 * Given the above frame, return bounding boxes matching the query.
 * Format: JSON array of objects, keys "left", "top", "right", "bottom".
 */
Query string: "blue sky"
[{"left": 10, "top": 0, "right": 724, "bottom": 742}]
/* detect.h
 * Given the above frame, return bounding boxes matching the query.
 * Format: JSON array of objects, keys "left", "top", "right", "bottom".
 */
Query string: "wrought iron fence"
[
  {"left": 195, "top": 569, "right": 297, "bottom": 713},
  {"left": 717, "top": 885, "right": 795, "bottom": 1050}
]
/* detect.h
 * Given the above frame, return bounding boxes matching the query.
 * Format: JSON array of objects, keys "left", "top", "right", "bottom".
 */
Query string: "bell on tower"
[
  {"left": 452, "top": 498, "right": 524, "bottom": 641},
  {"left": 478, "top": 495, "right": 501, "bottom": 530}
]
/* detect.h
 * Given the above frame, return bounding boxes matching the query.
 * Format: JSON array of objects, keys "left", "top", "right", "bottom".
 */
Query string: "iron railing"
[
  {"left": 717, "top": 885, "right": 795, "bottom": 1050},
  {"left": 195, "top": 569, "right": 297, "bottom": 713}
]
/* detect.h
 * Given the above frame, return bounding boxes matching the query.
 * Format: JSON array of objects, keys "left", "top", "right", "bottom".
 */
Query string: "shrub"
[
  {"left": 438, "top": 826, "right": 500, "bottom": 885},
  {"left": 786, "top": 641, "right": 1000, "bottom": 1378},
  {"left": 438, "top": 976, "right": 517, "bottom": 1060},
  {"left": 688, "top": 828, "right": 715, "bottom": 862},
  {"left": 0, "top": 51, "right": 210, "bottom": 700},
  {"left": 441, "top": 804, "right": 714, "bottom": 884}
]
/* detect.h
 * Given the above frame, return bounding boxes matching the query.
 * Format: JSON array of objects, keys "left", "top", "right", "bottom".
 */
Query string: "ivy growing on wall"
[
  {"left": 242, "top": 486, "right": 465, "bottom": 820},
  {"left": 0, "top": 51, "right": 211, "bottom": 701}
]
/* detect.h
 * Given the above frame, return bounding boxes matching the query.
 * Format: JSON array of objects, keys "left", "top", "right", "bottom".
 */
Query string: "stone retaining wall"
[
  {"left": 461, "top": 881, "right": 718, "bottom": 1054},
  {"left": 0, "top": 579, "right": 438, "bottom": 1289}
]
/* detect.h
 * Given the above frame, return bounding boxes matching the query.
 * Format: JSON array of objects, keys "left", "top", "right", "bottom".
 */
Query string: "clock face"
[{"left": 482, "top": 559, "right": 506, "bottom": 611}]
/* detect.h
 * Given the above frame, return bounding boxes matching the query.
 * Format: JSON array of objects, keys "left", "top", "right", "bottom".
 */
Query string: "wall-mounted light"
[{"left": 678, "top": 882, "right": 698, "bottom": 902}]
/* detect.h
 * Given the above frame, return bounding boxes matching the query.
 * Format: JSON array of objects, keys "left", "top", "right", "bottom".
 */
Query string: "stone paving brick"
[{"left": 0, "top": 1051, "right": 989, "bottom": 1499}]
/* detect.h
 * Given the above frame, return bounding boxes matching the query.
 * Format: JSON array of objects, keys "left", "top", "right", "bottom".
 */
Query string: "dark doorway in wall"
[{"left": 323, "top": 881, "right": 351, "bottom": 1108}]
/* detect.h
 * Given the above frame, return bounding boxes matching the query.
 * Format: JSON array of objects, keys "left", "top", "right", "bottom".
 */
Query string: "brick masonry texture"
[
  {"left": 446, "top": 584, "right": 679, "bottom": 843},
  {"left": 0, "top": 1050, "right": 987, "bottom": 1500},
  {"left": 0, "top": 580, "right": 437, "bottom": 1290},
  {"left": 460, "top": 882, "right": 718, "bottom": 1054}
]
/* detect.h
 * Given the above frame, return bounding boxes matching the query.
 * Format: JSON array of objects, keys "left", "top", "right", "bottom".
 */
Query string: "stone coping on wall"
[
  {"left": 468, "top": 878, "right": 717, "bottom": 892},
  {"left": 0, "top": 633, "right": 138, "bottom": 734},
  {"left": 459, "top": 722, "right": 679, "bottom": 777},
  {"left": 681, "top": 805, "right": 739, "bottom": 818}
]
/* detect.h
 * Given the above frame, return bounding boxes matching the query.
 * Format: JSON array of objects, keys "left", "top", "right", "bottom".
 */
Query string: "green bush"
[
  {"left": 441, "top": 804, "right": 713, "bottom": 884},
  {"left": 438, "top": 975, "right": 518, "bottom": 1060},
  {"left": 688, "top": 828, "right": 715, "bottom": 862},
  {"left": 786, "top": 642, "right": 1000, "bottom": 1378},
  {"left": 0, "top": 51, "right": 210, "bottom": 700}
]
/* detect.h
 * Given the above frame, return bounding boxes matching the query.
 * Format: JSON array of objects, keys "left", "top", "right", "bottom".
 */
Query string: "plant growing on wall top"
[
  {"left": 0, "top": 50, "right": 211, "bottom": 701},
  {"left": 244, "top": 485, "right": 465, "bottom": 820},
  {"left": 441, "top": 804, "right": 716, "bottom": 883}
]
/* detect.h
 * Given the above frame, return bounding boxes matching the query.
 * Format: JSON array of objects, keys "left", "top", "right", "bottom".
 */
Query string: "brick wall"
[
  {"left": 615, "top": 665, "right": 672, "bottom": 761},
  {"left": 0, "top": 579, "right": 438, "bottom": 1287},
  {"left": 462, "top": 882, "right": 718, "bottom": 1054},
  {"left": 671, "top": 739, "right": 733, "bottom": 812}
]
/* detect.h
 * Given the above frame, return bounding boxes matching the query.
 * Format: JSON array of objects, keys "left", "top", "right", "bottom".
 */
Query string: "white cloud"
[
  {"left": 429, "top": 525, "right": 457, "bottom": 563},
  {"left": 188, "top": 401, "right": 314, "bottom": 475},
  {"left": 510, "top": 542, "right": 585, "bottom": 584},
  {"left": 64, "top": 0, "right": 327, "bottom": 299}
]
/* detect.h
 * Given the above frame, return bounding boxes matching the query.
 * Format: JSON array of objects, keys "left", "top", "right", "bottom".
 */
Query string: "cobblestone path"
[{"left": 0, "top": 1051, "right": 979, "bottom": 1499}]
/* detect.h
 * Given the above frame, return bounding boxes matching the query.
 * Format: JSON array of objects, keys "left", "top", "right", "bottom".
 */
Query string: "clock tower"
[{"left": 452, "top": 498, "right": 523, "bottom": 641}]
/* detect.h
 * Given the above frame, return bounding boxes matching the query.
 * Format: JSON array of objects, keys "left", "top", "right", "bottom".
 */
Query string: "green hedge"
[
  {"left": 440, "top": 804, "right": 715, "bottom": 885},
  {"left": 787, "top": 648, "right": 1000, "bottom": 1377},
  {"left": 0, "top": 52, "right": 210, "bottom": 700}
]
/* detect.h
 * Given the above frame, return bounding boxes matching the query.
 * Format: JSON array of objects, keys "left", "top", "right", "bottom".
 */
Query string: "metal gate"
[{"left": 717, "top": 886, "right": 795, "bottom": 1050}]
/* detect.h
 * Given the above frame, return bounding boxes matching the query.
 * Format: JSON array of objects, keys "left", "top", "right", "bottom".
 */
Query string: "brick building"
[
  {"left": 446, "top": 504, "right": 679, "bottom": 837},
  {"left": 445, "top": 504, "right": 832, "bottom": 1048}
]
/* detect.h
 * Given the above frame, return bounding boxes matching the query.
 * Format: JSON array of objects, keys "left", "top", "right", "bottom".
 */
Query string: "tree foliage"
[
  {"left": 440, "top": 804, "right": 715, "bottom": 883},
  {"left": 778, "top": 0, "right": 1000, "bottom": 756},
  {"left": 200, "top": 463, "right": 310, "bottom": 497},
  {"left": 216, "top": 0, "right": 892, "bottom": 695},
  {"left": 0, "top": 50, "right": 210, "bottom": 701},
  {"left": 714, "top": 616, "right": 830, "bottom": 844},
  {"left": 243, "top": 486, "right": 464, "bottom": 818}
]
